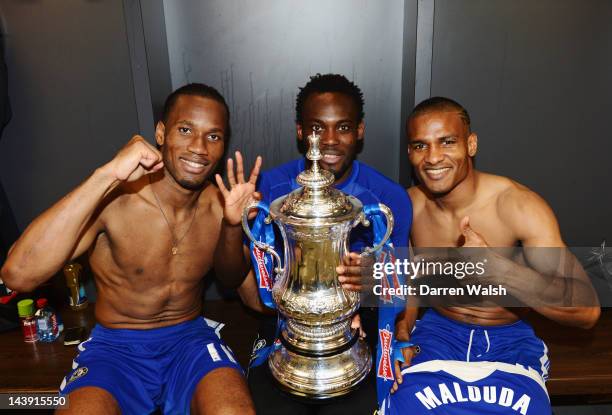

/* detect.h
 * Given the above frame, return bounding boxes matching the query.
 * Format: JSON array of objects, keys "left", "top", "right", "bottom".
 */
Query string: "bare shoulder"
[
  {"left": 407, "top": 185, "right": 427, "bottom": 215},
  {"left": 199, "top": 181, "right": 224, "bottom": 218},
  {"left": 99, "top": 176, "right": 152, "bottom": 220},
  {"left": 492, "top": 174, "right": 551, "bottom": 217},
  {"left": 489, "top": 173, "right": 562, "bottom": 244}
]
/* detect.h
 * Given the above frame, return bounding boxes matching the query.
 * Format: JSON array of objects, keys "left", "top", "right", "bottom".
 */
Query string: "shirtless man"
[
  {"left": 385, "top": 97, "right": 600, "bottom": 414},
  {"left": 1, "top": 83, "right": 256, "bottom": 415}
]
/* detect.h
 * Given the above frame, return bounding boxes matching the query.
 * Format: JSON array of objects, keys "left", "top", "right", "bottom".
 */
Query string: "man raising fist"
[{"left": 1, "top": 83, "right": 255, "bottom": 415}]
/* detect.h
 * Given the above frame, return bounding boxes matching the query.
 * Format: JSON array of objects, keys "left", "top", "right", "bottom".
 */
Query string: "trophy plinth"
[
  {"left": 243, "top": 133, "right": 393, "bottom": 399},
  {"left": 268, "top": 336, "right": 371, "bottom": 399}
]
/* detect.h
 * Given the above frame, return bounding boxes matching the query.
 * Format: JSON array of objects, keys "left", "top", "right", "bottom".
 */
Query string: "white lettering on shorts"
[
  {"left": 207, "top": 343, "right": 221, "bottom": 362},
  {"left": 414, "top": 382, "right": 532, "bottom": 414},
  {"left": 220, "top": 344, "right": 237, "bottom": 363},
  {"left": 67, "top": 367, "right": 89, "bottom": 384}
]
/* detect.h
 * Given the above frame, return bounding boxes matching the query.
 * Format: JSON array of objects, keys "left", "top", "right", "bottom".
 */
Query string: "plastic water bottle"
[
  {"left": 56, "top": 312, "right": 64, "bottom": 334},
  {"left": 34, "top": 298, "right": 59, "bottom": 342}
]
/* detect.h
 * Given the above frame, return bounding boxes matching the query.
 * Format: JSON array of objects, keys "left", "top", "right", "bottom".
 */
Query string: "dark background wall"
[
  {"left": 0, "top": 1, "right": 609, "bottom": 268},
  {"left": 0, "top": 0, "right": 142, "bottom": 231},
  {"left": 160, "top": 0, "right": 415, "bottom": 299},
  {"left": 428, "top": 0, "right": 612, "bottom": 246},
  {"left": 162, "top": 0, "right": 408, "bottom": 180}
]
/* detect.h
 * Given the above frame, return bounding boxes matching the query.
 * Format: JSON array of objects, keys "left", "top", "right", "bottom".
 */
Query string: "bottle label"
[
  {"left": 22, "top": 318, "right": 38, "bottom": 342},
  {"left": 68, "top": 285, "right": 88, "bottom": 306},
  {"left": 51, "top": 314, "right": 58, "bottom": 336},
  {"left": 38, "top": 318, "right": 48, "bottom": 331}
]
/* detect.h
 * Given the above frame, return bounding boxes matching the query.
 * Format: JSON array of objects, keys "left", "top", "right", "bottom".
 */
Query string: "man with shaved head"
[
  {"left": 1, "top": 83, "right": 256, "bottom": 415},
  {"left": 383, "top": 97, "right": 600, "bottom": 414}
]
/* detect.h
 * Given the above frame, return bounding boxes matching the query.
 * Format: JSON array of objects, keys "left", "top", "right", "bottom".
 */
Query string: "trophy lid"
[{"left": 273, "top": 133, "right": 359, "bottom": 220}]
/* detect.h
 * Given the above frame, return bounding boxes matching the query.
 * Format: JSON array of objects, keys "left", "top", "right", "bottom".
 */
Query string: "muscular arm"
[
  {"left": 236, "top": 267, "right": 276, "bottom": 314},
  {"left": 395, "top": 240, "right": 419, "bottom": 341},
  {"left": 0, "top": 135, "right": 163, "bottom": 292},
  {"left": 213, "top": 219, "right": 252, "bottom": 288},
  {"left": 213, "top": 152, "right": 262, "bottom": 289},
  {"left": 391, "top": 304, "right": 420, "bottom": 390},
  {"left": 498, "top": 188, "right": 600, "bottom": 328},
  {"left": 0, "top": 167, "right": 115, "bottom": 292},
  {"left": 395, "top": 305, "right": 419, "bottom": 342},
  {"left": 216, "top": 219, "right": 272, "bottom": 313}
]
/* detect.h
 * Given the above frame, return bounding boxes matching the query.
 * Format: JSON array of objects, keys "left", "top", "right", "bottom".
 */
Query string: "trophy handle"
[
  {"left": 242, "top": 200, "right": 284, "bottom": 277},
  {"left": 360, "top": 203, "right": 394, "bottom": 256}
]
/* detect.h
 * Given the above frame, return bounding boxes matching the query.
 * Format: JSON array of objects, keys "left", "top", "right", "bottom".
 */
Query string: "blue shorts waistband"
[
  {"left": 91, "top": 317, "right": 209, "bottom": 342},
  {"left": 424, "top": 308, "right": 533, "bottom": 332}
]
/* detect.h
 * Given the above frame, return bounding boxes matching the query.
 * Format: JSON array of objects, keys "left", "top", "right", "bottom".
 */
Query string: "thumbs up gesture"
[
  {"left": 460, "top": 216, "right": 489, "bottom": 248},
  {"left": 458, "top": 216, "right": 506, "bottom": 286}
]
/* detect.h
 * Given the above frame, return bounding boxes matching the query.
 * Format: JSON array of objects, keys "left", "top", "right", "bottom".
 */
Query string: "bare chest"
[
  {"left": 90, "top": 204, "right": 221, "bottom": 283},
  {"left": 411, "top": 204, "right": 517, "bottom": 247}
]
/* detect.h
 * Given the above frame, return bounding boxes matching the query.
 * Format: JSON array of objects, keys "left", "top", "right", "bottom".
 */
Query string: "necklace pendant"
[{"left": 171, "top": 246, "right": 178, "bottom": 255}]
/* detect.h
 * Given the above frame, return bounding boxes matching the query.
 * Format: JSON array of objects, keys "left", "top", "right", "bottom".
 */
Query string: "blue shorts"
[
  {"left": 60, "top": 317, "right": 243, "bottom": 415},
  {"left": 410, "top": 309, "right": 550, "bottom": 380},
  {"left": 380, "top": 309, "right": 551, "bottom": 414},
  {"left": 382, "top": 360, "right": 551, "bottom": 414}
]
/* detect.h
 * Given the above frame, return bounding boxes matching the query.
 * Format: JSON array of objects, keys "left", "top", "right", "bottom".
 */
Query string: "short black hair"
[
  {"left": 161, "top": 83, "right": 231, "bottom": 138},
  {"left": 295, "top": 74, "right": 364, "bottom": 124},
  {"left": 409, "top": 96, "right": 471, "bottom": 132}
]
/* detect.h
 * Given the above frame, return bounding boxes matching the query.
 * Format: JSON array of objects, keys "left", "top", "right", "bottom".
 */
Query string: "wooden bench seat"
[{"left": 527, "top": 310, "right": 612, "bottom": 401}]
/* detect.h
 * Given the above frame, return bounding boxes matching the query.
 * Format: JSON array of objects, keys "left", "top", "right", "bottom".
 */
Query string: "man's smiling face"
[
  {"left": 156, "top": 95, "right": 227, "bottom": 190},
  {"left": 407, "top": 110, "right": 477, "bottom": 196},
  {"left": 297, "top": 92, "right": 364, "bottom": 184}
]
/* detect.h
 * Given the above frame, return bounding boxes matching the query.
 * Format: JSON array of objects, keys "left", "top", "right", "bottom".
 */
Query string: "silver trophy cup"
[{"left": 243, "top": 133, "right": 393, "bottom": 399}]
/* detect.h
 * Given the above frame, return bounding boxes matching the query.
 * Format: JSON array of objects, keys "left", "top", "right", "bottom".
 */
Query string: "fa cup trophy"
[{"left": 243, "top": 133, "right": 393, "bottom": 399}]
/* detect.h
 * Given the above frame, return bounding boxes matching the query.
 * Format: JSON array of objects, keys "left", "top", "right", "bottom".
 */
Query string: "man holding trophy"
[{"left": 215, "top": 73, "right": 412, "bottom": 414}]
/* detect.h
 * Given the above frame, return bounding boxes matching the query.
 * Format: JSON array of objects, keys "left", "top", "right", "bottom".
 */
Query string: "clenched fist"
[{"left": 106, "top": 135, "right": 164, "bottom": 182}]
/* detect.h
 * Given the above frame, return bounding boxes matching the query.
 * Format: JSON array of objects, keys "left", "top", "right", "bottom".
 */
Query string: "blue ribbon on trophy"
[
  {"left": 248, "top": 202, "right": 277, "bottom": 310},
  {"left": 363, "top": 204, "right": 407, "bottom": 406},
  {"left": 246, "top": 201, "right": 280, "bottom": 369}
]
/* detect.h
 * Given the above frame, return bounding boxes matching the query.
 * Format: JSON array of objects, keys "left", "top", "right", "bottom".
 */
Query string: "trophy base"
[{"left": 268, "top": 338, "right": 371, "bottom": 399}]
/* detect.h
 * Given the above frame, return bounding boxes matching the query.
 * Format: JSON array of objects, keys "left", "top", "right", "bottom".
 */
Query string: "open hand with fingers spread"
[{"left": 215, "top": 151, "right": 263, "bottom": 225}]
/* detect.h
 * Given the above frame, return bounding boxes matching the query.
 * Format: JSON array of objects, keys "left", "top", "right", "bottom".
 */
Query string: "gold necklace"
[{"left": 149, "top": 176, "right": 199, "bottom": 255}]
